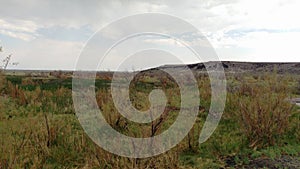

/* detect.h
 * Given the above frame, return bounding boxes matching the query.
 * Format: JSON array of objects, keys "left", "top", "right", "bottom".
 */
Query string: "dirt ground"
[{"left": 224, "top": 155, "right": 300, "bottom": 169}]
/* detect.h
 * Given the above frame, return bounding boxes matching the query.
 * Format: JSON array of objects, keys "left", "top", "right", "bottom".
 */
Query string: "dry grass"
[
  {"left": 232, "top": 73, "right": 295, "bottom": 148},
  {"left": 0, "top": 71, "right": 299, "bottom": 168}
]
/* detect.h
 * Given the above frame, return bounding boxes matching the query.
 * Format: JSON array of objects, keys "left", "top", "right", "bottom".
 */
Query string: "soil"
[{"left": 225, "top": 155, "right": 300, "bottom": 169}]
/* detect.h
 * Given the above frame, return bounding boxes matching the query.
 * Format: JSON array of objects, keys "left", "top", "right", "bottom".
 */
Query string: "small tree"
[
  {"left": 0, "top": 46, "right": 6, "bottom": 92},
  {"left": 0, "top": 46, "right": 18, "bottom": 93},
  {"left": 0, "top": 46, "right": 18, "bottom": 70}
]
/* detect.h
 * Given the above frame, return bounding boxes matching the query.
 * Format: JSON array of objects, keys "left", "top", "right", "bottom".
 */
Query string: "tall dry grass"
[
  {"left": 233, "top": 73, "right": 295, "bottom": 148},
  {"left": 1, "top": 71, "right": 299, "bottom": 168}
]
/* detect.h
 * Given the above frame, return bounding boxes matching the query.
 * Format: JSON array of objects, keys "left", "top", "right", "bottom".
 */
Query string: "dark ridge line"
[{"left": 3, "top": 61, "right": 300, "bottom": 73}]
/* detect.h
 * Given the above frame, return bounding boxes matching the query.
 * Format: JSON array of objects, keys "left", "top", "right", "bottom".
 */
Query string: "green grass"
[{"left": 0, "top": 72, "right": 299, "bottom": 168}]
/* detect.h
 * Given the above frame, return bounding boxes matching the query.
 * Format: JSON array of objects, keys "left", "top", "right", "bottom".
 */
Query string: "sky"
[{"left": 0, "top": 0, "right": 300, "bottom": 70}]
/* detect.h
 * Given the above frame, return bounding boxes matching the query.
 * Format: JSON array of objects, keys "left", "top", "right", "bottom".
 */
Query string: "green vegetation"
[{"left": 0, "top": 71, "right": 299, "bottom": 168}]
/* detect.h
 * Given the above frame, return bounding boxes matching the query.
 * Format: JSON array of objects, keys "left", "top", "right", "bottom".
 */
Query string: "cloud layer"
[{"left": 0, "top": 0, "right": 299, "bottom": 70}]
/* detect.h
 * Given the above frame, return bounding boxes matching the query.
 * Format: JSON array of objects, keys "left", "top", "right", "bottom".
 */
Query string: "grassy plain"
[{"left": 0, "top": 70, "right": 299, "bottom": 168}]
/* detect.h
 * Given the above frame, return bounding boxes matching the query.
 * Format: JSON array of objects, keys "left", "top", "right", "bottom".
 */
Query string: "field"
[{"left": 0, "top": 66, "right": 300, "bottom": 169}]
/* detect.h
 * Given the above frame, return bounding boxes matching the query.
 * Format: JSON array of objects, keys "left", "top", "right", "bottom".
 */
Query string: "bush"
[
  {"left": 0, "top": 71, "right": 6, "bottom": 93},
  {"left": 297, "top": 79, "right": 300, "bottom": 95},
  {"left": 235, "top": 73, "right": 294, "bottom": 148}
]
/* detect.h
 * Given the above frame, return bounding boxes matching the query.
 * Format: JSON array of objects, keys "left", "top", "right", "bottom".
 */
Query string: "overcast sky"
[{"left": 0, "top": 0, "right": 300, "bottom": 70}]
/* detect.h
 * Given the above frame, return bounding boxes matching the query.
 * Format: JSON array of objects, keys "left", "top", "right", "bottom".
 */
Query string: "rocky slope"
[{"left": 159, "top": 61, "right": 300, "bottom": 74}]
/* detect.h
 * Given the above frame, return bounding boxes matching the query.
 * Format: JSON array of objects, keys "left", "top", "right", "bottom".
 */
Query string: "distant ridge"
[
  {"left": 157, "top": 61, "right": 300, "bottom": 74},
  {"left": 4, "top": 61, "right": 300, "bottom": 75}
]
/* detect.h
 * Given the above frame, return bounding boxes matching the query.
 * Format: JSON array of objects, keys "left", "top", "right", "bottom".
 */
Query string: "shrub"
[
  {"left": 0, "top": 71, "right": 6, "bottom": 93},
  {"left": 235, "top": 73, "right": 294, "bottom": 148},
  {"left": 297, "top": 79, "right": 300, "bottom": 95}
]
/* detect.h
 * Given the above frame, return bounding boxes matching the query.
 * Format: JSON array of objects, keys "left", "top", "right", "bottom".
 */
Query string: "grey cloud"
[
  {"left": 0, "top": 0, "right": 237, "bottom": 30},
  {"left": 1, "top": 0, "right": 300, "bottom": 70}
]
